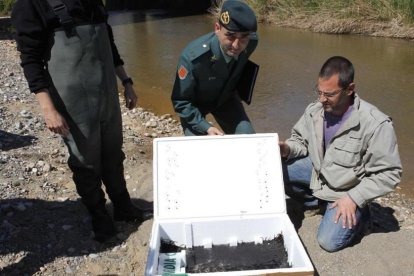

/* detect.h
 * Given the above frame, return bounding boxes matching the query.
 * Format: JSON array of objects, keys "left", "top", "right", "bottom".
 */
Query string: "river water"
[{"left": 109, "top": 11, "right": 414, "bottom": 198}]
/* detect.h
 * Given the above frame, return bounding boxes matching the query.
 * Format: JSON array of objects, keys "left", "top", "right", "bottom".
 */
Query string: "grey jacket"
[{"left": 286, "top": 94, "right": 402, "bottom": 207}]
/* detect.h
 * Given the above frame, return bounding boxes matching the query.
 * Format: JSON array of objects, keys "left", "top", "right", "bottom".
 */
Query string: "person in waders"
[{"left": 11, "top": 0, "right": 153, "bottom": 242}]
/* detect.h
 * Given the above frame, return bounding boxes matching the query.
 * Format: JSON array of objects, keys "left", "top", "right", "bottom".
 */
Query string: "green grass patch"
[{"left": 0, "top": 0, "right": 15, "bottom": 16}]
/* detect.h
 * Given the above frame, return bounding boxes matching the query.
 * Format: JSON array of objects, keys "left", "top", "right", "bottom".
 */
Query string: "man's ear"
[
  {"left": 214, "top": 22, "right": 221, "bottom": 34},
  {"left": 347, "top": 83, "right": 356, "bottom": 95}
]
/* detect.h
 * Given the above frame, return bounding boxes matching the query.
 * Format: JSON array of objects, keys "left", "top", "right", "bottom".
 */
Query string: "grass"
[
  {"left": 0, "top": 0, "right": 15, "bottom": 16},
  {"left": 246, "top": 0, "right": 414, "bottom": 24}
]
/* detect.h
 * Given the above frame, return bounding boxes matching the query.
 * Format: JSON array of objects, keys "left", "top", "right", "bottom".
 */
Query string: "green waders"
[{"left": 47, "top": 23, "right": 127, "bottom": 240}]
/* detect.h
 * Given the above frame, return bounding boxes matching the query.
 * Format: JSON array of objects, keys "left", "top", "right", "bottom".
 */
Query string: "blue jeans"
[{"left": 283, "top": 156, "right": 370, "bottom": 252}]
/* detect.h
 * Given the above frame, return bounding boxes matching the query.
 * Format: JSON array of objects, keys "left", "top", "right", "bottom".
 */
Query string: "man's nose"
[
  {"left": 232, "top": 38, "right": 240, "bottom": 49},
  {"left": 318, "top": 94, "right": 328, "bottom": 103}
]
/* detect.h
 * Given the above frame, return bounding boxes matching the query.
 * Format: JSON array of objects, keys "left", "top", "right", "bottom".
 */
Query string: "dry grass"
[
  {"left": 244, "top": 0, "right": 414, "bottom": 39},
  {"left": 247, "top": 0, "right": 414, "bottom": 22}
]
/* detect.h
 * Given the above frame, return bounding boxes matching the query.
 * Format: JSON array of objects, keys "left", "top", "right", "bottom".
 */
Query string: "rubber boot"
[
  {"left": 86, "top": 201, "right": 117, "bottom": 242},
  {"left": 111, "top": 191, "right": 153, "bottom": 222}
]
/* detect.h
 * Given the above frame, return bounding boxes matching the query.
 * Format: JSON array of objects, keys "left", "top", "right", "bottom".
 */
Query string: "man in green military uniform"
[{"left": 172, "top": 0, "right": 258, "bottom": 135}]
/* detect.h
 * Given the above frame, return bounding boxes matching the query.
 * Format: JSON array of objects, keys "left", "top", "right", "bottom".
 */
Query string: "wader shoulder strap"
[{"left": 46, "top": 0, "right": 76, "bottom": 37}]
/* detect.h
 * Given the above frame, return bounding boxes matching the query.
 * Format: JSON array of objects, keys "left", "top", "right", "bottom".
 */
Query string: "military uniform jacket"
[{"left": 171, "top": 32, "right": 258, "bottom": 133}]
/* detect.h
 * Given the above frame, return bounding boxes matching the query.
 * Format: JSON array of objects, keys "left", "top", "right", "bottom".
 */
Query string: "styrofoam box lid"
[{"left": 153, "top": 133, "right": 286, "bottom": 220}]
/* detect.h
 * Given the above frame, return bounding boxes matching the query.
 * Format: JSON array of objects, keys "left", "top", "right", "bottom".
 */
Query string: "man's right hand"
[
  {"left": 35, "top": 90, "right": 70, "bottom": 136},
  {"left": 279, "top": 140, "right": 290, "bottom": 158},
  {"left": 207, "top": 126, "right": 224, "bottom": 136}
]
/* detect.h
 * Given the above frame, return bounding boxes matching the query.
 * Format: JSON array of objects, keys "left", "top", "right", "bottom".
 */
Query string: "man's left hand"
[
  {"left": 124, "top": 85, "right": 137, "bottom": 109},
  {"left": 330, "top": 194, "right": 357, "bottom": 229}
]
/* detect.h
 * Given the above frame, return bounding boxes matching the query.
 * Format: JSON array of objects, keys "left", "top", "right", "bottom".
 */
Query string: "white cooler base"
[{"left": 145, "top": 214, "right": 313, "bottom": 275}]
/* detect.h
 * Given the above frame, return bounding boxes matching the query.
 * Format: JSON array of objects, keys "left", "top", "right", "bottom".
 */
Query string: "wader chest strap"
[{"left": 46, "top": 0, "right": 76, "bottom": 37}]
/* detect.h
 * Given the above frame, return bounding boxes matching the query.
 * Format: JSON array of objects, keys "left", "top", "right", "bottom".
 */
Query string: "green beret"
[{"left": 219, "top": 0, "right": 257, "bottom": 32}]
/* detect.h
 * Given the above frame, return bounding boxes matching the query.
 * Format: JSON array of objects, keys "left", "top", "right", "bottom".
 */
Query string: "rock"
[
  {"left": 42, "top": 162, "right": 51, "bottom": 172},
  {"left": 12, "top": 180, "right": 22, "bottom": 187},
  {"left": 145, "top": 120, "right": 157, "bottom": 128},
  {"left": 25, "top": 162, "right": 35, "bottom": 171},
  {"left": 62, "top": 225, "right": 73, "bottom": 230},
  {"left": 160, "top": 114, "right": 172, "bottom": 120},
  {"left": 16, "top": 202, "right": 26, "bottom": 211},
  {"left": 20, "top": 110, "right": 32, "bottom": 118},
  {"left": 15, "top": 121, "right": 23, "bottom": 130},
  {"left": 0, "top": 220, "right": 17, "bottom": 241},
  {"left": 57, "top": 197, "right": 69, "bottom": 202}
]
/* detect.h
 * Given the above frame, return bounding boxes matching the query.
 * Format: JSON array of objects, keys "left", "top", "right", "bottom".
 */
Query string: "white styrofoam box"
[
  {"left": 145, "top": 134, "right": 314, "bottom": 275},
  {"left": 153, "top": 134, "right": 285, "bottom": 220}
]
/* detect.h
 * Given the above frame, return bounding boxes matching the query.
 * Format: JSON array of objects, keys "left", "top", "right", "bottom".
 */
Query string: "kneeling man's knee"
[{"left": 317, "top": 233, "right": 342, "bottom": 252}]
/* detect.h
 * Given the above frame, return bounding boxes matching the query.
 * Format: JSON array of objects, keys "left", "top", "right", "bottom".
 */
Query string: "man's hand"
[
  {"left": 207, "top": 126, "right": 224, "bottom": 136},
  {"left": 35, "top": 91, "right": 69, "bottom": 136},
  {"left": 114, "top": 66, "right": 137, "bottom": 110},
  {"left": 279, "top": 140, "right": 290, "bottom": 158},
  {"left": 331, "top": 194, "right": 357, "bottom": 229},
  {"left": 124, "top": 84, "right": 137, "bottom": 109}
]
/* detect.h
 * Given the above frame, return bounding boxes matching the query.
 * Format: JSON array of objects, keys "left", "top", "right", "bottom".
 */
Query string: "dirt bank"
[{"left": 262, "top": 12, "right": 414, "bottom": 40}]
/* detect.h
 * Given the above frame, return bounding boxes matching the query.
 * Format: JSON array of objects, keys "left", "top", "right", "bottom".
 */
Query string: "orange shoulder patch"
[{"left": 178, "top": 65, "right": 188, "bottom": 80}]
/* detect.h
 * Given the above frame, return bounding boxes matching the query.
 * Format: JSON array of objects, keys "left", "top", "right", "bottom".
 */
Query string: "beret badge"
[{"left": 220, "top": 11, "right": 230, "bottom": 25}]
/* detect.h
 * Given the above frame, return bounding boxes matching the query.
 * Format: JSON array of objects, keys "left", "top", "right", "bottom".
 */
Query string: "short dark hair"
[{"left": 319, "top": 56, "right": 354, "bottom": 89}]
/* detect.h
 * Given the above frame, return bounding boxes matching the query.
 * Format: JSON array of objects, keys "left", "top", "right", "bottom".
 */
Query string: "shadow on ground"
[
  {"left": 0, "top": 197, "right": 152, "bottom": 275},
  {"left": 0, "top": 18, "right": 13, "bottom": 40},
  {"left": 286, "top": 198, "right": 400, "bottom": 276},
  {"left": 286, "top": 198, "right": 400, "bottom": 234},
  {"left": 0, "top": 130, "right": 37, "bottom": 151}
]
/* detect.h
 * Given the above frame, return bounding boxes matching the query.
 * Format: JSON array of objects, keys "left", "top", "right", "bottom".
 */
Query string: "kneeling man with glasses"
[{"left": 279, "top": 56, "right": 402, "bottom": 252}]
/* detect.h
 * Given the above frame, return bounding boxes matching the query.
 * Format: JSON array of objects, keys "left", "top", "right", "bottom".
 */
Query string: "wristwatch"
[{"left": 122, "top": 77, "right": 133, "bottom": 87}]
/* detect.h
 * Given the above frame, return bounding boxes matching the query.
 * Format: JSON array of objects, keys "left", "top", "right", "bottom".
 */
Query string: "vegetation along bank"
[{"left": 1, "top": 0, "right": 414, "bottom": 38}]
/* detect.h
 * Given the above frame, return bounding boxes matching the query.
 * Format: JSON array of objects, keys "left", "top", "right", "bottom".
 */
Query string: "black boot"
[
  {"left": 86, "top": 203, "right": 117, "bottom": 242},
  {"left": 111, "top": 191, "right": 153, "bottom": 222}
]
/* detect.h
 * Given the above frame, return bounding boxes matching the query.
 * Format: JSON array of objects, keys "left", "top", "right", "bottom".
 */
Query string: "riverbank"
[
  {"left": 1, "top": 33, "right": 414, "bottom": 274},
  {"left": 264, "top": 13, "right": 414, "bottom": 40},
  {"left": 252, "top": 0, "right": 414, "bottom": 40}
]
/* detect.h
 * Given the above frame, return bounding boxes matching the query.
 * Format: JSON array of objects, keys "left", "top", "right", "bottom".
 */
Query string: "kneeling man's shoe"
[
  {"left": 303, "top": 207, "right": 322, "bottom": 218},
  {"left": 303, "top": 202, "right": 326, "bottom": 218}
]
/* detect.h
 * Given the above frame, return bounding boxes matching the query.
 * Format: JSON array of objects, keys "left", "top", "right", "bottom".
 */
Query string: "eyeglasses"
[{"left": 313, "top": 86, "right": 346, "bottom": 98}]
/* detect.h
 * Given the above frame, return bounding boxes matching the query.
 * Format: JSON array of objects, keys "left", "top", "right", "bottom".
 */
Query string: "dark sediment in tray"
[{"left": 160, "top": 235, "right": 291, "bottom": 273}]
